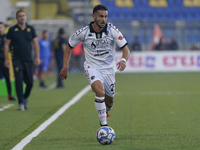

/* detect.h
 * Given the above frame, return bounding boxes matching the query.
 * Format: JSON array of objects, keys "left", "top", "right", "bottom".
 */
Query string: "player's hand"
[
  {"left": 34, "top": 58, "right": 41, "bottom": 66},
  {"left": 59, "top": 68, "right": 68, "bottom": 80},
  {"left": 4, "top": 59, "right": 10, "bottom": 68},
  {"left": 117, "top": 60, "right": 126, "bottom": 72}
]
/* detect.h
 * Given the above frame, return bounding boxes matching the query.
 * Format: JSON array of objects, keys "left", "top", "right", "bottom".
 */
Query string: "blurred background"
[{"left": 0, "top": 0, "right": 199, "bottom": 51}]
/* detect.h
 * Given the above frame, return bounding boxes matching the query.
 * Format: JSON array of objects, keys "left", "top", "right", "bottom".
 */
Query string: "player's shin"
[
  {"left": 106, "top": 102, "right": 114, "bottom": 112},
  {"left": 95, "top": 96, "right": 107, "bottom": 126}
]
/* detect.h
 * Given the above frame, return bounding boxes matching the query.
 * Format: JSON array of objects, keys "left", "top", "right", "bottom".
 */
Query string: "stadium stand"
[
  {"left": 6, "top": 0, "right": 200, "bottom": 50},
  {"left": 9, "top": 0, "right": 71, "bottom": 19}
]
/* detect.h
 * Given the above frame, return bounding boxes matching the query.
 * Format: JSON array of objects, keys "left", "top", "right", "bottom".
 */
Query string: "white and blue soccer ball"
[{"left": 96, "top": 126, "right": 115, "bottom": 145}]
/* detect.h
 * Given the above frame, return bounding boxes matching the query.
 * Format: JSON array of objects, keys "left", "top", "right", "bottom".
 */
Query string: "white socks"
[{"left": 95, "top": 96, "right": 107, "bottom": 125}]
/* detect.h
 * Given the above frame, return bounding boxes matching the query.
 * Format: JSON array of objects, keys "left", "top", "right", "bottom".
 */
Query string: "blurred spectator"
[
  {"left": 70, "top": 42, "right": 84, "bottom": 72},
  {"left": 53, "top": 28, "right": 67, "bottom": 88},
  {"left": 190, "top": 44, "right": 199, "bottom": 50},
  {"left": 38, "top": 30, "right": 50, "bottom": 88},
  {"left": 131, "top": 36, "right": 142, "bottom": 51},
  {"left": 169, "top": 37, "right": 179, "bottom": 50},
  {"left": 155, "top": 37, "right": 169, "bottom": 51},
  {"left": 0, "top": 22, "right": 16, "bottom": 100}
]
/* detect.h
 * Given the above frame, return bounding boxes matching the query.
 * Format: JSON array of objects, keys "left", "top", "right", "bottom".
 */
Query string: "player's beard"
[{"left": 96, "top": 20, "right": 106, "bottom": 29}]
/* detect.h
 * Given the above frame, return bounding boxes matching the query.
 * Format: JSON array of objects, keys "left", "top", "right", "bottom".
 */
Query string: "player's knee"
[{"left": 95, "top": 89, "right": 105, "bottom": 97}]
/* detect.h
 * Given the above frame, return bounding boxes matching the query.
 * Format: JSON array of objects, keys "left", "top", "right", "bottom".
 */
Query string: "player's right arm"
[
  {"left": 60, "top": 26, "right": 87, "bottom": 80},
  {"left": 4, "top": 39, "right": 11, "bottom": 68},
  {"left": 59, "top": 44, "right": 72, "bottom": 80}
]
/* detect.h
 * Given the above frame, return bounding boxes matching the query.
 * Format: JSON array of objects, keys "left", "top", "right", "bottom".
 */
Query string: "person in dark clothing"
[
  {"left": 53, "top": 28, "right": 67, "bottom": 88},
  {"left": 155, "top": 37, "right": 168, "bottom": 51},
  {"left": 4, "top": 10, "right": 40, "bottom": 111},
  {"left": 131, "top": 36, "right": 142, "bottom": 51},
  {"left": 0, "top": 22, "right": 16, "bottom": 101},
  {"left": 170, "top": 36, "right": 179, "bottom": 50}
]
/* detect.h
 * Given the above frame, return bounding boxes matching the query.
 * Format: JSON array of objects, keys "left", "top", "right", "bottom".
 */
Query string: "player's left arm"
[
  {"left": 117, "top": 45, "right": 130, "bottom": 72},
  {"left": 32, "top": 37, "right": 41, "bottom": 66}
]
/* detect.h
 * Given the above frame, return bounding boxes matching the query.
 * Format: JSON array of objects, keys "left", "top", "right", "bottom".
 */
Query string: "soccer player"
[
  {"left": 59, "top": 5, "right": 130, "bottom": 126},
  {"left": 4, "top": 10, "right": 40, "bottom": 111},
  {"left": 38, "top": 30, "right": 50, "bottom": 88},
  {"left": 0, "top": 22, "right": 16, "bottom": 101}
]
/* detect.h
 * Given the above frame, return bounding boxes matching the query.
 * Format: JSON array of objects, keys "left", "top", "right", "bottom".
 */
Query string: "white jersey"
[{"left": 68, "top": 22, "right": 127, "bottom": 74}]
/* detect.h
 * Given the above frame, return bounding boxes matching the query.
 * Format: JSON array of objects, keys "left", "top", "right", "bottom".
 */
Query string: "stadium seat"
[
  {"left": 149, "top": 0, "right": 168, "bottom": 7},
  {"left": 115, "top": 0, "right": 133, "bottom": 8},
  {"left": 91, "top": 0, "right": 101, "bottom": 7}
]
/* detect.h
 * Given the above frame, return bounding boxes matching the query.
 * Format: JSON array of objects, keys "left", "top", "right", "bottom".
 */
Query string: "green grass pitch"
[{"left": 0, "top": 72, "right": 200, "bottom": 150}]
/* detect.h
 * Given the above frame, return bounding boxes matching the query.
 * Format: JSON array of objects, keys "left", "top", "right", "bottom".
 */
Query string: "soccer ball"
[{"left": 96, "top": 126, "right": 115, "bottom": 145}]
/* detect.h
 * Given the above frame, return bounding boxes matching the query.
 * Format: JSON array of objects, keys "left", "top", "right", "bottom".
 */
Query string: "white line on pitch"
[
  {"left": 0, "top": 104, "right": 14, "bottom": 112},
  {"left": 46, "top": 83, "right": 57, "bottom": 90},
  {"left": 11, "top": 85, "right": 91, "bottom": 150}
]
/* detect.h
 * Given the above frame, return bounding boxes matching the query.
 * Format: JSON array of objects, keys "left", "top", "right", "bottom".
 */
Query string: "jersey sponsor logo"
[
  {"left": 91, "top": 39, "right": 109, "bottom": 49},
  {"left": 14, "top": 28, "right": 19, "bottom": 31},
  {"left": 27, "top": 28, "right": 31, "bottom": 32}
]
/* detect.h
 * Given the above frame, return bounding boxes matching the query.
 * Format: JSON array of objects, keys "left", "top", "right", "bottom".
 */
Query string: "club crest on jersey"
[
  {"left": 14, "top": 28, "right": 19, "bottom": 31},
  {"left": 27, "top": 28, "right": 31, "bottom": 32},
  {"left": 15, "top": 67, "right": 19, "bottom": 72}
]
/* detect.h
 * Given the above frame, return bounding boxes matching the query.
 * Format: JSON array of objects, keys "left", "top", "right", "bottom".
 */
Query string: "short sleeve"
[
  {"left": 111, "top": 26, "right": 127, "bottom": 49},
  {"left": 6, "top": 27, "right": 13, "bottom": 40},
  {"left": 31, "top": 27, "right": 37, "bottom": 39},
  {"left": 68, "top": 27, "right": 87, "bottom": 48}
]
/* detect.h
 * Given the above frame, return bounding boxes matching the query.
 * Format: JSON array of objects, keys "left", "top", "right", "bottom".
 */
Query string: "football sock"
[
  {"left": 106, "top": 102, "right": 114, "bottom": 112},
  {"left": 95, "top": 96, "right": 107, "bottom": 125}
]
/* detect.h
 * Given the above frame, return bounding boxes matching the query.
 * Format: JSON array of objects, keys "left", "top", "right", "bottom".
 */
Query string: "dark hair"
[
  {"left": 0, "top": 22, "right": 4, "bottom": 25},
  {"left": 42, "top": 30, "right": 48, "bottom": 34},
  {"left": 58, "top": 28, "right": 65, "bottom": 35},
  {"left": 16, "top": 10, "right": 25, "bottom": 18},
  {"left": 93, "top": 4, "right": 108, "bottom": 14}
]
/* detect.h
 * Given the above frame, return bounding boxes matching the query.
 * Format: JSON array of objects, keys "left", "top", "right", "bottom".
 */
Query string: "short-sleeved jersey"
[
  {"left": 39, "top": 39, "right": 50, "bottom": 60},
  {"left": 6, "top": 24, "right": 37, "bottom": 60},
  {"left": 0, "top": 34, "right": 6, "bottom": 59},
  {"left": 68, "top": 22, "right": 127, "bottom": 74},
  {"left": 53, "top": 36, "right": 67, "bottom": 59}
]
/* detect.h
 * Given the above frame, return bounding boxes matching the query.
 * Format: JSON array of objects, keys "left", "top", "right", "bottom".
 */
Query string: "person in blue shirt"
[
  {"left": 53, "top": 28, "right": 67, "bottom": 88},
  {"left": 38, "top": 30, "right": 50, "bottom": 88}
]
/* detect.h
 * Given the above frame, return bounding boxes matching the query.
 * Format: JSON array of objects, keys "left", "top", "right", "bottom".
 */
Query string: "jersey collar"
[
  {"left": 16, "top": 23, "right": 28, "bottom": 30},
  {"left": 89, "top": 21, "right": 107, "bottom": 34}
]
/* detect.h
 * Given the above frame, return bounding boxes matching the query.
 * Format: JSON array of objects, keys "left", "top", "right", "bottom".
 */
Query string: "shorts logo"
[
  {"left": 91, "top": 76, "right": 95, "bottom": 80},
  {"left": 15, "top": 67, "right": 19, "bottom": 72}
]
